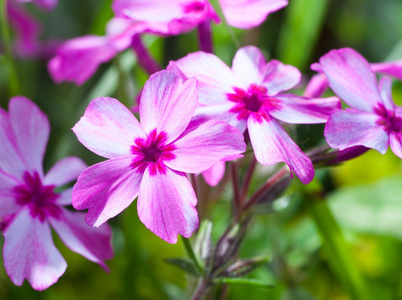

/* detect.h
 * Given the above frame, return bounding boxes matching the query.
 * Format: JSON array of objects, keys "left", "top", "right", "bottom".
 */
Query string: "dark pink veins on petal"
[
  {"left": 131, "top": 129, "right": 176, "bottom": 175},
  {"left": 227, "top": 84, "right": 282, "bottom": 123},
  {"left": 14, "top": 172, "right": 61, "bottom": 222},
  {"left": 374, "top": 103, "right": 402, "bottom": 133}
]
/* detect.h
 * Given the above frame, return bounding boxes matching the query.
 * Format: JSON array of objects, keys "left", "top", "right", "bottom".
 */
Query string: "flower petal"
[
  {"left": 194, "top": 103, "right": 247, "bottom": 133},
  {"left": 324, "top": 108, "right": 389, "bottom": 154},
  {"left": 0, "top": 106, "right": 26, "bottom": 178},
  {"left": 248, "top": 115, "right": 314, "bottom": 184},
  {"left": 113, "top": 0, "right": 216, "bottom": 35},
  {"left": 220, "top": 0, "right": 287, "bottom": 29},
  {"left": 390, "top": 132, "right": 402, "bottom": 159},
  {"left": 232, "top": 46, "right": 267, "bottom": 86},
  {"left": 378, "top": 76, "right": 396, "bottom": 111},
  {"left": 261, "top": 59, "right": 301, "bottom": 95},
  {"left": 8, "top": 2, "right": 41, "bottom": 58},
  {"left": 202, "top": 161, "right": 226, "bottom": 186},
  {"left": 303, "top": 73, "right": 329, "bottom": 98},
  {"left": 73, "top": 97, "right": 145, "bottom": 159},
  {"left": 43, "top": 157, "right": 86, "bottom": 187},
  {"left": 3, "top": 207, "right": 66, "bottom": 291},
  {"left": 319, "top": 48, "right": 381, "bottom": 112},
  {"left": 49, "top": 209, "right": 113, "bottom": 271},
  {"left": 166, "top": 118, "right": 245, "bottom": 173},
  {"left": 168, "top": 51, "right": 242, "bottom": 105},
  {"left": 48, "top": 19, "right": 135, "bottom": 85},
  {"left": 0, "top": 170, "right": 20, "bottom": 218},
  {"left": 55, "top": 187, "right": 73, "bottom": 206},
  {"left": 9, "top": 96, "right": 49, "bottom": 177},
  {"left": 72, "top": 156, "right": 143, "bottom": 227},
  {"left": 371, "top": 60, "right": 402, "bottom": 80},
  {"left": 270, "top": 94, "right": 340, "bottom": 124},
  {"left": 139, "top": 71, "right": 198, "bottom": 143},
  {"left": 137, "top": 167, "right": 198, "bottom": 243}
]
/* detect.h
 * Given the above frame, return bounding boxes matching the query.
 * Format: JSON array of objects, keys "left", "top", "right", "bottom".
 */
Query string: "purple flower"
[
  {"left": 320, "top": 48, "right": 402, "bottom": 158},
  {"left": 72, "top": 70, "right": 246, "bottom": 243},
  {"left": 168, "top": 46, "right": 340, "bottom": 184},
  {"left": 0, "top": 96, "right": 113, "bottom": 291}
]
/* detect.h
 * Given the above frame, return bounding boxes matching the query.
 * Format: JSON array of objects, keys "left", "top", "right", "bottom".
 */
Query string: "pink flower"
[
  {"left": 0, "top": 96, "right": 113, "bottom": 291},
  {"left": 113, "top": 0, "right": 287, "bottom": 31},
  {"left": 219, "top": 0, "right": 288, "bottom": 29},
  {"left": 112, "top": 0, "right": 219, "bottom": 35},
  {"left": 168, "top": 46, "right": 340, "bottom": 184},
  {"left": 72, "top": 70, "right": 246, "bottom": 243},
  {"left": 305, "top": 58, "right": 402, "bottom": 98},
  {"left": 48, "top": 18, "right": 139, "bottom": 85},
  {"left": 320, "top": 48, "right": 402, "bottom": 158}
]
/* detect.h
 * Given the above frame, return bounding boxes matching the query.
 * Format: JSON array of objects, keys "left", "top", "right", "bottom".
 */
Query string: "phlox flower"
[
  {"left": 112, "top": 0, "right": 219, "bottom": 35},
  {"left": 319, "top": 48, "right": 402, "bottom": 158},
  {"left": 72, "top": 70, "right": 246, "bottom": 243},
  {"left": 48, "top": 17, "right": 139, "bottom": 85},
  {"left": 305, "top": 57, "right": 402, "bottom": 98},
  {"left": 0, "top": 97, "right": 113, "bottom": 291},
  {"left": 168, "top": 46, "right": 340, "bottom": 184},
  {"left": 49, "top": 0, "right": 288, "bottom": 85},
  {"left": 113, "top": 0, "right": 287, "bottom": 31}
]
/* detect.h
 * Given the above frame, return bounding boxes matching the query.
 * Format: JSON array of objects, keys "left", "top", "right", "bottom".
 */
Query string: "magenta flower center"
[
  {"left": 227, "top": 84, "right": 281, "bottom": 122},
  {"left": 375, "top": 103, "right": 402, "bottom": 133},
  {"left": 131, "top": 130, "right": 176, "bottom": 175},
  {"left": 14, "top": 172, "right": 60, "bottom": 222},
  {"left": 183, "top": 1, "right": 205, "bottom": 13}
]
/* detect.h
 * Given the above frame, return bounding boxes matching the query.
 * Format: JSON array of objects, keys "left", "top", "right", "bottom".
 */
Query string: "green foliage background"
[{"left": 1, "top": 0, "right": 402, "bottom": 299}]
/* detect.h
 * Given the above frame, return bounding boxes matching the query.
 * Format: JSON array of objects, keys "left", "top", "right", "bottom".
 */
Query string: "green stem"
[
  {"left": 209, "top": 0, "right": 240, "bottom": 49},
  {"left": 0, "top": 0, "right": 20, "bottom": 99},
  {"left": 181, "top": 236, "right": 204, "bottom": 275},
  {"left": 304, "top": 180, "right": 370, "bottom": 300}
]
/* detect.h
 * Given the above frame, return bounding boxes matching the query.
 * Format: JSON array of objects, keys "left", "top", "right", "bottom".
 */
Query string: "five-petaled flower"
[
  {"left": 0, "top": 96, "right": 113, "bottom": 291},
  {"left": 72, "top": 70, "right": 246, "bottom": 243},
  {"left": 319, "top": 48, "right": 402, "bottom": 158},
  {"left": 168, "top": 46, "right": 340, "bottom": 184}
]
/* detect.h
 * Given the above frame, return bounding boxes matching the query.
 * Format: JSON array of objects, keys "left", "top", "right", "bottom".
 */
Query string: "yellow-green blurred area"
[{"left": 1, "top": 0, "right": 402, "bottom": 299}]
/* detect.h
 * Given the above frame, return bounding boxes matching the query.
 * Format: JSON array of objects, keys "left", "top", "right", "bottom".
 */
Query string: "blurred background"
[{"left": 1, "top": 0, "right": 402, "bottom": 299}]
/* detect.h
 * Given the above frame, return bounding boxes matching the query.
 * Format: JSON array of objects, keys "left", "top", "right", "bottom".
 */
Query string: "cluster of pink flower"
[{"left": 2, "top": 0, "right": 402, "bottom": 293}]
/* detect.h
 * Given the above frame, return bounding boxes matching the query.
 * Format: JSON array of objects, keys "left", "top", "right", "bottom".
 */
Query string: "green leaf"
[
  {"left": 329, "top": 175, "right": 402, "bottom": 239},
  {"left": 213, "top": 277, "right": 274, "bottom": 288},
  {"left": 277, "top": 0, "right": 330, "bottom": 70},
  {"left": 164, "top": 258, "right": 201, "bottom": 276}
]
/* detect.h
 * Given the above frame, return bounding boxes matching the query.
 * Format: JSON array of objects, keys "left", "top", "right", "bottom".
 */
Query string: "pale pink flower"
[
  {"left": 168, "top": 46, "right": 340, "bottom": 184},
  {"left": 0, "top": 96, "right": 113, "bottom": 291},
  {"left": 320, "top": 48, "right": 402, "bottom": 158},
  {"left": 72, "top": 70, "right": 246, "bottom": 243}
]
